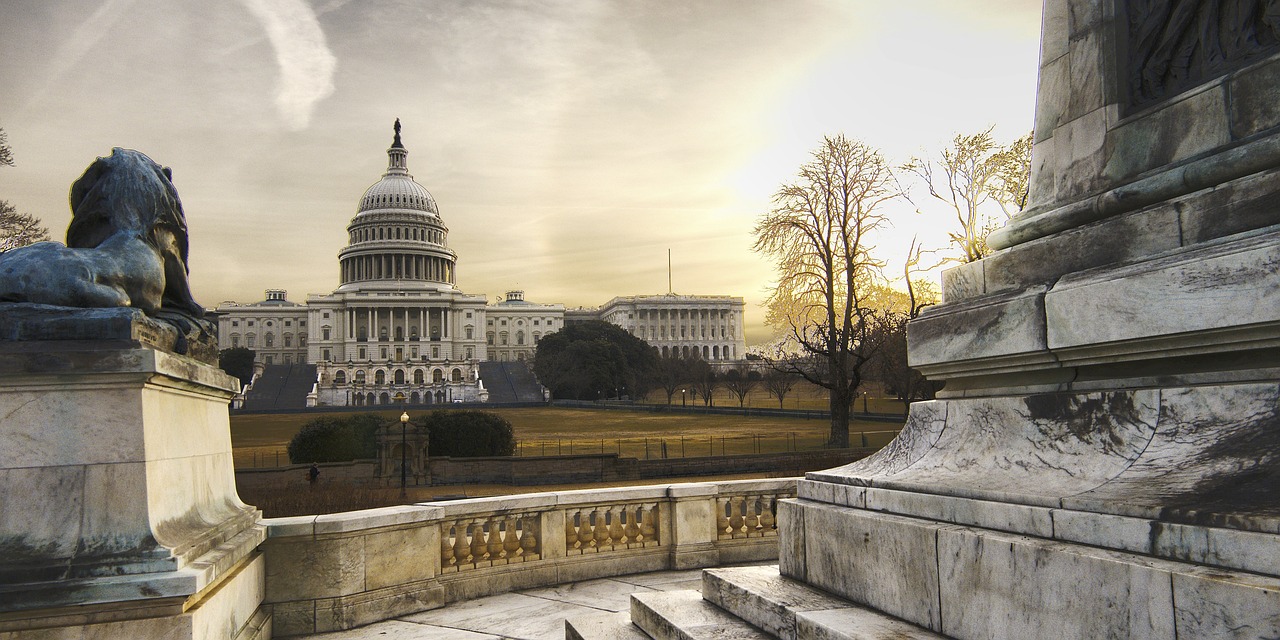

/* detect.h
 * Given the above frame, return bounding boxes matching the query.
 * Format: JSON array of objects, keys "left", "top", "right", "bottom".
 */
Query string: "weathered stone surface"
[
  {"left": 906, "top": 287, "right": 1048, "bottom": 370},
  {"left": 702, "top": 565, "right": 848, "bottom": 640},
  {"left": 1173, "top": 567, "right": 1280, "bottom": 639},
  {"left": 703, "top": 565, "right": 945, "bottom": 640},
  {"left": 1046, "top": 229, "right": 1280, "bottom": 355},
  {"left": 799, "top": 505, "right": 942, "bottom": 632},
  {"left": 630, "top": 590, "right": 772, "bottom": 640},
  {"left": 0, "top": 303, "right": 217, "bottom": 365},
  {"left": 809, "top": 400, "right": 946, "bottom": 481},
  {"left": 1062, "top": 383, "right": 1280, "bottom": 531},
  {"left": 937, "top": 527, "right": 1176, "bottom": 639},
  {"left": 1229, "top": 54, "right": 1280, "bottom": 140}
]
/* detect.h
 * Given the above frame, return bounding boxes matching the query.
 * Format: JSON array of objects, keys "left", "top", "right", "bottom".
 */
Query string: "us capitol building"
[{"left": 215, "top": 122, "right": 746, "bottom": 406}]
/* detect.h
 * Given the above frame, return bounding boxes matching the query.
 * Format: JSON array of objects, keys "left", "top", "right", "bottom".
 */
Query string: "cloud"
[{"left": 237, "top": 0, "right": 336, "bottom": 130}]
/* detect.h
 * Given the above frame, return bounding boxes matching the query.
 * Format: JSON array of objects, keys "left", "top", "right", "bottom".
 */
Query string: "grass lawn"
[{"left": 231, "top": 402, "right": 905, "bottom": 468}]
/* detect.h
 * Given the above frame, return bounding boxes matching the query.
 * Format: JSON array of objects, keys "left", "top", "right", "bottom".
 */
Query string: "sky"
[{"left": 0, "top": 0, "right": 1044, "bottom": 345}]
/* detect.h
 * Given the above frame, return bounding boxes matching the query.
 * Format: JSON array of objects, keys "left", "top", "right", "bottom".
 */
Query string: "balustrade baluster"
[
  {"left": 639, "top": 503, "right": 657, "bottom": 543},
  {"left": 745, "top": 496, "right": 760, "bottom": 536},
  {"left": 608, "top": 506, "right": 625, "bottom": 546},
  {"left": 760, "top": 496, "right": 776, "bottom": 533},
  {"left": 591, "top": 508, "right": 610, "bottom": 550},
  {"left": 470, "top": 519, "right": 488, "bottom": 563},
  {"left": 566, "top": 510, "right": 580, "bottom": 552},
  {"left": 522, "top": 515, "right": 540, "bottom": 558},
  {"left": 578, "top": 510, "right": 595, "bottom": 551},
  {"left": 503, "top": 516, "right": 522, "bottom": 558},
  {"left": 729, "top": 497, "right": 745, "bottom": 538},
  {"left": 488, "top": 517, "right": 506, "bottom": 560},
  {"left": 624, "top": 505, "right": 641, "bottom": 545},
  {"left": 441, "top": 523, "right": 456, "bottom": 569},
  {"left": 453, "top": 519, "right": 472, "bottom": 564},
  {"left": 716, "top": 498, "right": 731, "bottom": 539}
]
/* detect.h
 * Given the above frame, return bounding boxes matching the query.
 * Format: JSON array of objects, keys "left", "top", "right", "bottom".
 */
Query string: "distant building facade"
[
  {"left": 216, "top": 289, "right": 309, "bottom": 365},
  {"left": 214, "top": 122, "right": 747, "bottom": 406},
  {"left": 568, "top": 295, "right": 746, "bottom": 361},
  {"left": 485, "top": 291, "right": 565, "bottom": 362}
]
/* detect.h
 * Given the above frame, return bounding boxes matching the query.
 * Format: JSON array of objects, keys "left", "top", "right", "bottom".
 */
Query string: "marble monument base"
[
  {"left": 0, "top": 306, "right": 268, "bottom": 639},
  {"left": 781, "top": 381, "right": 1280, "bottom": 639}
]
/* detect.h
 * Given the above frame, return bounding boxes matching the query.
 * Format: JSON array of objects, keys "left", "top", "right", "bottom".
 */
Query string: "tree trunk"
[{"left": 828, "top": 392, "right": 850, "bottom": 447}]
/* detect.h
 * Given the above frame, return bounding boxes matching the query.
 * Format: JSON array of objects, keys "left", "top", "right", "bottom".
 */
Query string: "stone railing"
[{"left": 262, "top": 478, "right": 795, "bottom": 636}]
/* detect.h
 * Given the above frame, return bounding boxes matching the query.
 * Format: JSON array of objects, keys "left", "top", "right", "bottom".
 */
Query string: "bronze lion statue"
[{"left": 0, "top": 147, "right": 207, "bottom": 326}]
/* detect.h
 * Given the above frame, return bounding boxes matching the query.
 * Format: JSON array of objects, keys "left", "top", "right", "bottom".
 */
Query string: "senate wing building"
[{"left": 215, "top": 123, "right": 745, "bottom": 407}]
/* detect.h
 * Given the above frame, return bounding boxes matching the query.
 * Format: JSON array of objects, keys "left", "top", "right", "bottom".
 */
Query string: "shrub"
[
  {"left": 287, "top": 413, "right": 384, "bottom": 463},
  {"left": 426, "top": 410, "right": 515, "bottom": 457}
]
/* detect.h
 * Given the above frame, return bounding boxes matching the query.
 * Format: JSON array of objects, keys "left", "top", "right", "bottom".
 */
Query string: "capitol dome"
[
  {"left": 337, "top": 120, "right": 457, "bottom": 292},
  {"left": 357, "top": 148, "right": 439, "bottom": 215}
]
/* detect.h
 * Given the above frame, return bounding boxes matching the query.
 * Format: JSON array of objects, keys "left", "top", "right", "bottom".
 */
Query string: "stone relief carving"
[
  {"left": 0, "top": 147, "right": 213, "bottom": 343},
  {"left": 1127, "top": 0, "right": 1280, "bottom": 108}
]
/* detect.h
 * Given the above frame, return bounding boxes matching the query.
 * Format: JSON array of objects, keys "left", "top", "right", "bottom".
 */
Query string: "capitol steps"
[{"left": 565, "top": 565, "right": 944, "bottom": 640}]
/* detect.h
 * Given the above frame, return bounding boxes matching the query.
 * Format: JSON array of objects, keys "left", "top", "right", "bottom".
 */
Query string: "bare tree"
[
  {"left": 902, "top": 128, "right": 1032, "bottom": 263},
  {"left": 723, "top": 368, "right": 760, "bottom": 408},
  {"left": 653, "top": 353, "right": 692, "bottom": 404},
  {"left": 0, "top": 202, "right": 50, "bottom": 252},
  {"left": 688, "top": 358, "right": 719, "bottom": 407},
  {"left": 753, "top": 134, "right": 899, "bottom": 447},
  {"left": 0, "top": 128, "right": 51, "bottom": 253},
  {"left": 760, "top": 367, "right": 799, "bottom": 409},
  {"left": 0, "top": 129, "right": 13, "bottom": 168}
]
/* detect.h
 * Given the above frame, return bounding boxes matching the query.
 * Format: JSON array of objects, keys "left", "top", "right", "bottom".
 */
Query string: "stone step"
[
  {"left": 630, "top": 590, "right": 774, "bottom": 640},
  {"left": 703, "top": 565, "right": 947, "bottom": 640},
  {"left": 565, "top": 610, "right": 652, "bottom": 640}
]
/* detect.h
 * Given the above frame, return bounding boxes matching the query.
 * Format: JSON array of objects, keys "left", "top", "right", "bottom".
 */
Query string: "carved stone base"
[
  {"left": 780, "top": 381, "right": 1280, "bottom": 639},
  {"left": 0, "top": 308, "right": 267, "bottom": 638}
]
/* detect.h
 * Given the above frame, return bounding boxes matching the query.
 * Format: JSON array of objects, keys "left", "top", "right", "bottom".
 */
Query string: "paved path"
[{"left": 303, "top": 567, "right": 717, "bottom": 639}]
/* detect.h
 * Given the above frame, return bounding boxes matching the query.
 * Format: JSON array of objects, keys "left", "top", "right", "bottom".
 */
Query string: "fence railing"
[
  {"left": 515, "top": 430, "right": 901, "bottom": 459},
  {"left": 262, "top": 478, "right": 796, "bottom": 637}
]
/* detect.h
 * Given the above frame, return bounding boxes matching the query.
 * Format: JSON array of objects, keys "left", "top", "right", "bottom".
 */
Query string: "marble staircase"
[{"left": 566, "top": 565, "right": 943, "bottom": 640}]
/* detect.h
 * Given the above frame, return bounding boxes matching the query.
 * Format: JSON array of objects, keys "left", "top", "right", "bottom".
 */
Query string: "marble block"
[{"left": 0, "top": 310, "right": 266, "bottom": 638}]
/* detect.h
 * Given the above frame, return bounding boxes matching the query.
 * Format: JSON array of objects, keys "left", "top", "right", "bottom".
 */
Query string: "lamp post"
[
  {"left": 399, "top": 410, "right": 409, "bottom": 499},
  {"left": 681, "top": 389, "right": 686, "bottom": 407}
]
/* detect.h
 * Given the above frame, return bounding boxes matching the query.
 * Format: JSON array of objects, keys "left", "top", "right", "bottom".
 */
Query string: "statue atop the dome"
[
  {"left": 393, "top": 118, "right": 402, "bottom": 147},
  {"left": 0, "top": 147, "right": 213, "bottom": 346}
]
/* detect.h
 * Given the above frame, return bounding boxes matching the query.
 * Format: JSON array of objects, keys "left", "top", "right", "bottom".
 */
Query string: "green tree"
[
  {"left": 753, "top": 134, "right": 899, "bottom": 447},
  {"left": 533, "top": 320, "right": 658, "bottom": 401},
  {"left": 218, "top": 347, "right": 257, "bottom": 386},
  {"left": 0, "top": 128, "right": 51, "bottom": 253}
]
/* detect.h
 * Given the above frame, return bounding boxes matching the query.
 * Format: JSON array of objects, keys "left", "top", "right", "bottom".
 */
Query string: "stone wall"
[{"left": 262, "top": 478, "right": 795, "bottom": 636}]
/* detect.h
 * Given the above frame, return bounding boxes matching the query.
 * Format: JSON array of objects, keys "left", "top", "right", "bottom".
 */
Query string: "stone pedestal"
[
  {"left": 0, "top": 305, "right": 268, "bottom": 639},
  {"left": 781, "top": 1, "right": 1280, "bottom": 637}
]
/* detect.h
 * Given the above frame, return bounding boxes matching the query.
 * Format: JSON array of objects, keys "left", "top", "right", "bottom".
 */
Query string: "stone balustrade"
[{"left": 262, "top": 478, "right": 795, "bottom": 636}]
